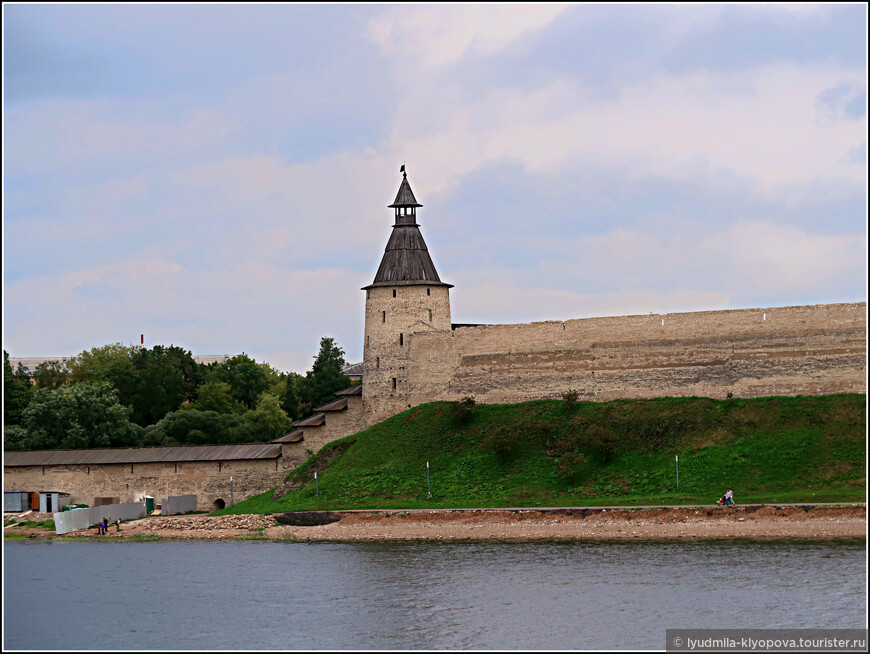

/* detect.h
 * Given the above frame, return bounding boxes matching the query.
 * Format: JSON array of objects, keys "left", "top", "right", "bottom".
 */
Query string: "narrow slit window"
[
  {"left": 427, "top": 288, "right": 431, "bottom": 296},
  {"left": 382, "top": 311, "right": 386, "bottom": 323},
  {"left": 428, "top": 309, "right": 433, "bottom": 321},
  {"left": 376, "top": 356, "right": 380, "bottom": 369},
  {"left": 392, "top": 378, "right": 397, "bottom": 390},
  {"left": 392, "top": 289, "right": 397, "bottom": 298},
  {"left": 399, "top": 333, "right": 404, "bottom": 346}
]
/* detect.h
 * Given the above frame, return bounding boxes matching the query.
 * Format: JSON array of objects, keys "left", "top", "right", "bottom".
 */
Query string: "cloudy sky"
[{"left": 3, "top": 3, "right": 867, "bottom": 372}]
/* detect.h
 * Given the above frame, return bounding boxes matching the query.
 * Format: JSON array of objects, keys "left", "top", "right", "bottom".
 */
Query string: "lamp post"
[
  {"left": 675, "top": 455, "right": 679, "bottom": 492},
  {"left": 427, "top": 461, "right": 432, "bottom": 499},
  {"left": 315, "top": 470, "right": 319, "bottom": 496},
  {"left": 230, "top": 476, "right": 234, "bottom": 507}
]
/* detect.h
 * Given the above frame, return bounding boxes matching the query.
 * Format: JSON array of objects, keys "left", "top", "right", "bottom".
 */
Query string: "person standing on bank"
[{"left": 724, "top": 488, "right": 735, "bottom": 506}]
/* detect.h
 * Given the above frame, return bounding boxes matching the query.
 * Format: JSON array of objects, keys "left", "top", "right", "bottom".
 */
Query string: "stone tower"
[{"left": 362, "top": 169, "right": 453, "bottom": 425}]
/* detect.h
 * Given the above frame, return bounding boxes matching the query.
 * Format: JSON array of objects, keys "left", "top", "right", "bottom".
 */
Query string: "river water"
[{"left": 3, "top": 539, "right": 865, "bottom": 650}]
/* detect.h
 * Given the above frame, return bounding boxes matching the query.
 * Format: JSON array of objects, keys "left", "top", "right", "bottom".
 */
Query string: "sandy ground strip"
[{"left": 5, "top": 505, "right": 865, "bottom": 542}]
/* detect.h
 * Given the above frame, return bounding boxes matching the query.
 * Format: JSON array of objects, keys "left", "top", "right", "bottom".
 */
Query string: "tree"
[
  {"left": 215, "top": 354, "right": 270, "bottom": 410},
  {"left": 15, "top": 382, "right": 141, "bottom": 450},
  {"left": 68, "top": 343, "right": 139, "bottom": 406},
  {"left": 259, "top": 362, "right": 287, "bottom": 398},
  {"left": 300, "top": 337, "right": 349, "bottom": 413},
  {"left": 188, "top": 381, "right": 246, "bottom": 415},
  {"left": 33, "top": 360, "right": 68, "bottom": 389},
  {"left": 143, "top": 409, "right": 247, "bottom": 446},
  {"left": 4, "top": 351, "right": 33, "bottom": 425},
  {"left": 68, "top": 343, "right": 201, "bottom": 427},
  {"left": 280, "top": 372, "right": 303, "bottom": 421},
  {"left": 244, "top": 392, "right": 293, "bottom": 441},
  {"left": 129, "top": 346, "right": 188, "bottom": 426}
]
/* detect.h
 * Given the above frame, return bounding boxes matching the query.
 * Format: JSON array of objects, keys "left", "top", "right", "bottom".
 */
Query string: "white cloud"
[
  {"left": 385, "top": 64, "right": 866, "bottom": 200},
  {"left": 701, "top": 221, "right": 866, "bottom": 292},
  {"left": 5, "top": 100, "right": 238, "bottom": 174},
  {"left": 366, "top": 4, "right": 569, "bottom": 68}
]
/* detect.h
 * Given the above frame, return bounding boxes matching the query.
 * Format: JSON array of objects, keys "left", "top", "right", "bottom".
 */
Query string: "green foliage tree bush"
[
  {"left": 143, "top": 409, "right": 247, "bottom": 446},
  {"left": 280, "top": 373, "right": 303, "bottom": 421},
  {"left": 244, "top": 392, "right": 293, "bottom": 441},
  {"left": 214, "top": 354, "right": 269, "bottom": 411},
  {"left": 301, "top": 337, "right": 349, "bottom": 413},
  {"left": 33, "top": 360, "right": 68, "bottom": 389},
  {"left": 584, "top": 424, "right": 620, "bottom": 461},
  {"left": 481, "top": 424, "right": 520, "bottom": 460},
  {"left": 453, "top": 396, "right": 476, "bottom": 424},
  {"left": 188, "top": 381, "right": 246, "bottom": 415},
  {"left": 555, "top": 451, "right": 587, "bottom": 477},
  {"left": 3, "top": 351, "right": 33, "bottom": 425},
  {"left": 10, "top": 382, "right": 141, "bottom": 450},
  {"left": 561, "top": 389, "right": 580, "bottom": 407}
]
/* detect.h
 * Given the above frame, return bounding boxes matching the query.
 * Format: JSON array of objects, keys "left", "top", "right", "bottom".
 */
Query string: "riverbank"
[{"left": 5, "top": 504, "right": 865, "bottom": 542}]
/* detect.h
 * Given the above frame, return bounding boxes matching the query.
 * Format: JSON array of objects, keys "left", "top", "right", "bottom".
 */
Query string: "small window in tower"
[
  {"left": 393, "top": 289, "right": 397, "bottom": 297},
  {"left": 392, "top": 378, "right": 397, "bottom": 390},
  {"left": 427, "top": 288, "right": 430, "bottom": 296},
  {"left": 400, "top": 333, "right": 404, "bottom": 346},
  {"left": 429, "top": 309, "right": 433, "bottom": 321},
  {"left": 382, "top": 311, "right": 386, "bottom": 323},
  {"left": 376, "top": 357, "right": 380, "bottom": 369}
]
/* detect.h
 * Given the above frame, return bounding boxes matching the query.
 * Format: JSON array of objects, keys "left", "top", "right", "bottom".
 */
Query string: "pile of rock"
[{"left": 137, "top": 515, "right": 277, "bottom": 532}]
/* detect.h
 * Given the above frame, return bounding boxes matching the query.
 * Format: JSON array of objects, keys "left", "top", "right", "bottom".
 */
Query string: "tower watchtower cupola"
[{"left": 388, "top": 168, "right": 422, "bottom": 225}]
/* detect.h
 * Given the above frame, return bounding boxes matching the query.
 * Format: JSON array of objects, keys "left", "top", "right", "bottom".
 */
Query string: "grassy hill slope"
[{"left": 218, "top": 394, "right": 866, "bottom": 514}]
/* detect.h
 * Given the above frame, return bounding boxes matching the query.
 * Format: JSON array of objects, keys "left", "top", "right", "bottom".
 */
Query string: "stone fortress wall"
[
  {"left": 364, "top": 301, "right": 866, "bottom": 425},
  {"left": 4, "top": 169, "right": 866, "bottom": 509},
  {"left": 3, "top": 451, "right": 299, "bottom": 511}
]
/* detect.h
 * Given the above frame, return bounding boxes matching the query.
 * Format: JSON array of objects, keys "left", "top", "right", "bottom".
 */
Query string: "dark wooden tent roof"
[
  {"left": 334, "top": 385, "right": 362, "bottom": 396},
  {"left": 271, "top": 430, "right": 304, "bottom": 444},
  {"left": 388, "top": 174, "right": 422, "bottom": 208},
  {"left": 365, "top": 172, "right": 452, "bottom": 290},
  {"left": 314, "top": 397, "right": 348, "bottom": 412},
  {"left": 292, "top": 413, "right": 326, "bottom": 428},
  {"left": 4, "top": 443, "right": 282, "bottom": 467}
]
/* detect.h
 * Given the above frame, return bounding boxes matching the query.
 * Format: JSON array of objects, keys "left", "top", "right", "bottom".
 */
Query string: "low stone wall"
[{"left": 3, "top": 457, "right": 289, "bottom": 511}]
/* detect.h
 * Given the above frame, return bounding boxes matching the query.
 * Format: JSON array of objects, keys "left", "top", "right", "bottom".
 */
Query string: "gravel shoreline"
[{"left": 7, "top": 505, "right": 865, "bottom": 542}]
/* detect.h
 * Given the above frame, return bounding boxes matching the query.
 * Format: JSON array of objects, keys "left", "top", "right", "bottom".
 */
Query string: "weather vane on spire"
[{"left": 400, "top": 163, "right": 406, "bottom": 177}]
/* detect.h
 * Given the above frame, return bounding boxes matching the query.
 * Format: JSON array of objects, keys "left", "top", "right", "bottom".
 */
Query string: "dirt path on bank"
[{"left": 5, "top": 505, "right": 865, "bottom": 542}]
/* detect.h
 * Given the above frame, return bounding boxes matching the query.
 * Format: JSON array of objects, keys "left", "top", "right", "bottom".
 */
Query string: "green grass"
[
  {"left": 3, "top": 532, "right": 29, "bottom": 541},
  {"left": 20, "top": 520, "right": 56, "bottom": 530},
  {"left": 215, "top": 394, "right": 866, "bottom": 515},
  {"left": 131, "top": 533, "right": 160, "bottom": 542}
]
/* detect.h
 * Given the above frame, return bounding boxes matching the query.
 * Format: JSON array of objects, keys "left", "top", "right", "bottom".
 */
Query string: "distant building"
[{"left": 341, "top": 362, "right": 363, "bottom": 384}]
